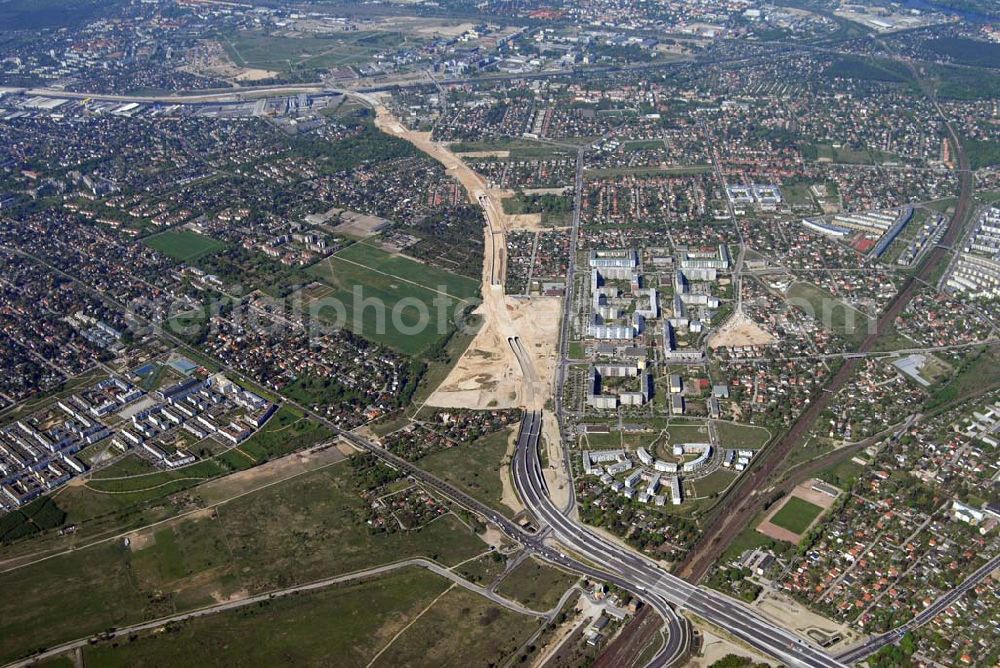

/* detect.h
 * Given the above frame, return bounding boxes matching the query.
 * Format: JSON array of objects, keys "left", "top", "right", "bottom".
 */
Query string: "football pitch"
[
  {"left": 769, "top": 496, "right": 824, "bottom": 535},
  {"left": 145, "top": 230, "right": 226, "bottom": 262}
]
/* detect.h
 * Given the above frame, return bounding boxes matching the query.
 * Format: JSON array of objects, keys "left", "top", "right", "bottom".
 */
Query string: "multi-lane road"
[
  {"left": 551, "top": 147, "right": 586, "bottom": 512},
  {"left": 511, "top": 412, "right": 692, "bottom": 667},
  {"left": 511, "top": 411, "right": 848, "bottom": 668}
]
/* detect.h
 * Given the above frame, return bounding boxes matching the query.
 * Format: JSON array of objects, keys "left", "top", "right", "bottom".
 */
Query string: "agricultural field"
[
  {"left": 144, "top": 230, "right": 226, "bottom": 263},
  {"left": 305, "top": 243, "right": 479, "bottom": 355}
]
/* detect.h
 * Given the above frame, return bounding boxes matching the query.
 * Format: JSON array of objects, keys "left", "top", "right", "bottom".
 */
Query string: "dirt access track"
[{"left": 359, "top": 92, "right": 560, "bottom": 411}]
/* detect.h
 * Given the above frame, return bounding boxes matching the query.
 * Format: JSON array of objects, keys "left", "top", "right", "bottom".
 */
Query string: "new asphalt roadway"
[
  {"left": 334, "top": 425, "right": 694, "bottom": 666},
  {"left": 512, "top": 410, "right": 848, "bottom": 668}
]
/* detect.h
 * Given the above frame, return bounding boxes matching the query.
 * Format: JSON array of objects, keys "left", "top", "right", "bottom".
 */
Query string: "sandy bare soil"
[
  {"left": 365, "top": 16, "right": 476, "bottom": 37},
  {"left": 455, "top": 150, "right": 511, "bottom": 159},
  {"left": 235, "top": 68, "right": 280, "bottom": 81},
  {"left": 331, "top": 210, "right": 391, "bottom": 238},
  {"left": 363, "top": 93, "right": 561, "bottom": 412},
  {"left": 127, "top": 528, "right": 156, "bottom": 551},
  {"left": 756, "top": 479, "right": 838, "bottom": 543},
  {"left": 479, "top": 525, "right": 508, "bottom": 550},
  {"left": 336, "top": 441, "right": 359, "bottom": 457},
  {"left": 688, "top": 626, "right": 778, "bottom": 668},
  {"left": 503, "top": 210, "right": 545, "bottom": 231},
  {"left": 753, "top": 590, "right": 858, "bottom": 647},
  {"left": 708, "top": 311, "right": 775, "bottom": 348},
  {"left": 541, "top": 411, "right": 571, "bottom": 510},
  {"left": 427, "top": 295, "right": 560, "bottom": 410},
  {"left": 492, "top": 189, "right": 550, "bottom": 232}
]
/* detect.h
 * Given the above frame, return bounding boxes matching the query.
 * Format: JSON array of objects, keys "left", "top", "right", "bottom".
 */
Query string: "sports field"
[
  {"left": 144, "top": 230, "right": 226, "bottom": 262},
  {"left": 305, "top": 243, "right": 480, "bottom": 356},
  {"left": 769, "top": 496, "right": 824, "bottom": 535}
]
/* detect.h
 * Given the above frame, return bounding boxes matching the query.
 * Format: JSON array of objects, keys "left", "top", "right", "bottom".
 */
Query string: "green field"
[
  {"left": 926, "top": 345, "right": 1000, "bottom": 410},
  {"left": 803, "top": 143, "right": 874, "bottom": 165},
  {"left": 83, "top": 568, "right": 451, "bottom": 667},
  {"left": 715, "top": 421, "right": 772, "bottom": 450},
  {"left": 128, "top": 516, "right": 240, "bottom": 610},
  {"left": 502, "top": 192, "right": 573, "bottom": 226},
  {"left": 666, "top": 421, "right": 710, "bottom": 445},
  {"left": 52, "top": 460, "right": 230, "bottom": 524},
  {"left": 88, "top": 453, "right": 159, "bottom": 479},
  {"left": 0, "top": 464, "right": 487, "bottom": 664},
  {"left": 335, "top": 243, "right": 480, "bottom": 301},
  {"left": 410, "top": 314, "right": 482, "bottom": 408},
  {"left": 622, "top": 139, "right": 665, "bottom": 151},
  {"left": 370, "top": 586, "right": 542, "bottom": 667},
  {"left": 724, "top": 523, "right": 783, "bottom": 562},
  {"left": 449, "top": 138, "right": 573, "bottom": 159},
  {"left": 419, "top": 428, "right": 515, "bottom": 517},
  {"left": 818, "top": 459, "right": 864, "bottom": 491},
  {"left": 786, "top": 282, "right": 872, "bottom": 347},
  {"left": 456, "top": 552, "right": 509, "bottom": 585},
  {"left": 0, "top": 541, "right": 150, "bottom": 664},
  {"left": 144, "top": 230, "right": 226, "bottom": 263},
  {"left": 214, "top": 466, "right": 485, "bottom": 593},
  {"left": 965, "top": 139, "right": 1000, "bottom": 170},
  {"left": 770, "top": 497, "right": 824, "bottom": 535},
  {"left": 688, "top": 468, "right": 737, "bottom": 498},
  {"left": 583, "top": 164, "right": 711, "bottom": 178},
  {"left": 781, "top": 183, "right": 820, "bottom": 211},
  {"left": 305, "top": 243, "right": 479, "bottom": 355},
  {"left": 495, "top": 557, "right": 579, "bottom": 611},
  {"left": 223, "top": 31, "right": 412, "bottom": 73},
  {"left": 238, "top": 405, "right": 331, "bottom": 464}
]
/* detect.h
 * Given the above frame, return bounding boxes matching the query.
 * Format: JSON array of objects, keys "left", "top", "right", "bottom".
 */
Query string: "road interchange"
[{"left": 511, "top": 410, "right": 849, "bottom": 668}]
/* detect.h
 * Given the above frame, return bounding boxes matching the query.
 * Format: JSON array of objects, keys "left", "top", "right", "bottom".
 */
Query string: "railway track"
[{"left": 676, "top": 103, "right": 975, "bottom": 584}]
